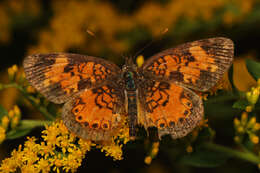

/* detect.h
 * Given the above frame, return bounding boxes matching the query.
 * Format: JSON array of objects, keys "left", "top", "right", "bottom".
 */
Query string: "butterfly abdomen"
[
  {"left": 124, "top": 71, "right": 138, "bottom": 138},
  {"left": 127, "top": 91, "right": 137, "bottom": 138}
]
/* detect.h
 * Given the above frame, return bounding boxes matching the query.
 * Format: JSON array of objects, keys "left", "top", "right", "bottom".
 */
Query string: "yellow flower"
[
  {"left": 1, "top": 115, "right": 9, "bottom": 129},
  {"left": 241, "top": 112, "right": 248, "bottom": 126},
  {"left": 13, "top": 105, "right": 21, "bottom": 116},
  {"left": 247, "top": 117, "right": 256, "bottom": 129},
  {"left": 234, "top": 136, "right": 241, "bottom": 143},
  {"left": 100, "top": 143, "right": 123, "bottom": 161},
  {"left": 136, "top": 55, "right": 144, "bottom": 67},
  {"left": 35, "top": 158, "right": 51, "bottom": 173},
  {"left": 7, "top": 65, "right": 18, "bottom": 81},
  {"left": 26, "top": 85, "right": 36, "bottom": 93},
  {"left": 8, "top": 110, "right": 15, "bottom": 118},
  {"left": 253, "top": 123, "right": 260, "bottom": 131},
  {"left": 186, "top": 145, "right": 193, "bottom": 153},
  {"left": 250, "top": 134, "right": 259, "bottom": 144},
  {"left": 234, "top": 118, "right": 240, "bottom": 127},
  {"left": 245, "top": 105, "right": 253, "bottom": 112},
  {"left": 0, "top": 121, "right": 93, "bottom": 172},
  {"left": 144, "top": 156, "right": 152, "bottom": 165},
  {"left": 11, "top": 116, "right": 19, "bottom": 129},
  {"left": 0, "top": 126, "right": 6, "bottom": 144},
  {"left": 151, "top": 142, "right": 159, "bottom": 156}
]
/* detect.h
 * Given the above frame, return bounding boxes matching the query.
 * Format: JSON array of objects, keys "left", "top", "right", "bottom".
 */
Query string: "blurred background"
[{"left": 0, "top": 0, "right": 260, "bottom": 172}]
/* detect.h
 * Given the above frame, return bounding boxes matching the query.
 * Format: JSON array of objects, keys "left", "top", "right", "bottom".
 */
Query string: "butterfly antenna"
[{"left": 133, "top": 28, "right": 168, "bottom": 59}]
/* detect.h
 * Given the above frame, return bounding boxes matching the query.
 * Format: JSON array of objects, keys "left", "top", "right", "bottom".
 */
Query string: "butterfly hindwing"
[
  {"left": 142, "top": 37, "right": 234, "bottom": 91},
  {"left": 62, "top": 84, "right": 126, "bottom": 141},
  {"left": 23, "top": 53, "right": 120, "bottom": 104},
  {"left": 138, "top": 81, "right": 203, "bottom": 139}
]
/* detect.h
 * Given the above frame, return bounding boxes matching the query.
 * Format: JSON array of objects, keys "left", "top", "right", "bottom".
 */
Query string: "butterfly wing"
[
  {"left": 138, "top": 81, "right": 203, "bottom": 139},
  {"left": 138, "top": 37, "right": 234, "bottom": 139},
  {"left": 141, "top": 37, "right": 234, "bottom": 91},
  {"left": 23, "top": 53, "right": 120, "bottom": 104},
  {"left": 62, "top": 83, "right": 126, "bottom": 141}
]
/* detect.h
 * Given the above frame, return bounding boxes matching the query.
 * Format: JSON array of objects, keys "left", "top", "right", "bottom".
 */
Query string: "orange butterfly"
[{"left": 23, "top": 37, "right": 234, "bottom": 141}]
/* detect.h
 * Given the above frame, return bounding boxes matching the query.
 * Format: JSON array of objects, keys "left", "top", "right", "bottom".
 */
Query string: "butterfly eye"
[{"left": 157, "top": 119, "right": 167, "bottom": 129}]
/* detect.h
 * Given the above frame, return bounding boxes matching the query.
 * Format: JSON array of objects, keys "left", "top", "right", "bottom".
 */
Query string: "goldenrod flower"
[
  {"left": 136, "top": 55, "right": 144, "bottom": 67},
  {"left": 1, "top": 115, "right": 9, "bottom": 129},
  {"left": 7, "top": 65, "right": 18, "bottom": 81},
  {"left": 234, "top": 118, "right": 240, "bottom": 127},
  {"left": 26, "top": 85, "right": 36, "bottom": 93},
  {"left": 186, "top": 145, "right": 193, "bottom": 153},
  {"left": 250, "top": 134, "right": 259, "bottom": 144},
  {"left": 13, "top": 105, "right": 21, "bottom": 116},
  {"left": 8, "top": 110, "right": 15, "bottom": 118},
  {"left": 0, "top": 126, "right": 6, "bottom": 144},
  {"left": 144, "top": 156, "right": 152, "bottom": 165},
  {"left": 247, "top": 117, "right": 256, "bottom": 129},
  {"left": 245, "top": 105, "right": 253, "bottom": 112},
  {"left": 0, "top": 121, "right": 93, "bottom": 172},
  {"left": 11, "top": 116, "right": 19, "bottom": 129},
  {"left": 241, "top": 112, "right": 248, "bottom": 126},
  {"left": 100, "top": 142, "right": 123, "bottom": 160},
  {"left": 234, "top": 136, "right": 241, "bottom": 143}
]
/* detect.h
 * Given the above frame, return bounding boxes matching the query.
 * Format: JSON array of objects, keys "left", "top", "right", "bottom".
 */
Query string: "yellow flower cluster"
[
  {"left": 0, "top": 105, "right": 21, "bottom": 144},
  {"left": 98, "top": 116, "right": 130, "bottom": 160},
  {"left": 144, "top": 142, "right": 160, "bottom": 165},
  {"left": 245, "top": 79, "right": 260, "bottom": 112},
  {"left": 0, "top": 119, "right": 130, "bottom": 172},
  {"left": 7, "top": 65, "right": 18, "bottom": 82},
  {"left": 234, "top": 112, "right": 260, "bottom": 144},
  {"left": 0, "top": 121, "right": 92, "bottom": 173}
]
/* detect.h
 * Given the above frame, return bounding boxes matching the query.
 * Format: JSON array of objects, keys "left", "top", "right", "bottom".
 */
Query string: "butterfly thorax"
[{"left": 122, "top": 59, "right": 138, "bottom": 139}]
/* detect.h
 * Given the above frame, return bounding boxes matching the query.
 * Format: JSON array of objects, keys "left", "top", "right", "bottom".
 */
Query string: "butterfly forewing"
[
  {"left": 23, "top": 53, "right": 120, "bottom": 104},
  {"left": 141, "top": 37, "right": 234, "bottom": 91}
]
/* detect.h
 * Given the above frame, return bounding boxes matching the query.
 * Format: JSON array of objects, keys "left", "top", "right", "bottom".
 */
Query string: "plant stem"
[
  {"left": 2, "top": 83, "right": 55, "bottom": 120},
  {"left": 20, "top": 119, "right": 52, "bottom": 128},
  {"left": 202, "top": 142, "right": 260, "bottom": 164}
]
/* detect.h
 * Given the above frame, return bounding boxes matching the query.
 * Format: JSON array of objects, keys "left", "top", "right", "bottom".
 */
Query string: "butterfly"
[{"left": 23, "top": 37, "right": 234, "bottom": 141}]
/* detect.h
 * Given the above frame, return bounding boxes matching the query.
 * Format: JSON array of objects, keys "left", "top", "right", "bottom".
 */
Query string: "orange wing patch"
[
  {"left": 143, "top": 37, "right": 234, "bottom": 91},
  {"left": 23, "top": 53, "right": 120, "bottom": 104},
  {"left": 141, "top": 81, "right": 203, "bottom": 139},
  {"left": 62, "top": 85, "right": 126, "bottom": 141},
  {"left": 43, "top": 56, "right": 111, "bottom": 95}
]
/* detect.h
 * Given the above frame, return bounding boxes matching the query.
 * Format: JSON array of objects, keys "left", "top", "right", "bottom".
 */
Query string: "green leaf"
[
  {"left": 179, "top": 148, "right": 230, "bottom": 167},
  {"left": 246, "top": 59, "right": 260, "bottom": 80},
  {"left": 6, "top": 128, "right": 32, "bottom": 139},
  {"left": 6, "top": 120, "right": 51, "bottom": 140},
  {"left": 233, "top": 99, "right": 250, "bottom": 109},
  {"left": 0, "top": 104, "right": 8, "bottom": 119},
  {"left": 228, "top": 65, "right": 238, "bottom": 92}
]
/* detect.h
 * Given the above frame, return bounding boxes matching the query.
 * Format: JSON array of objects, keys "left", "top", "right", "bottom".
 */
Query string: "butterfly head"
[
  {"left": 122, "top": 57, "right": 137, "bottom": 73},
  {"left": 122, "top": 57, "right": 138, "bottom": 90}
]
